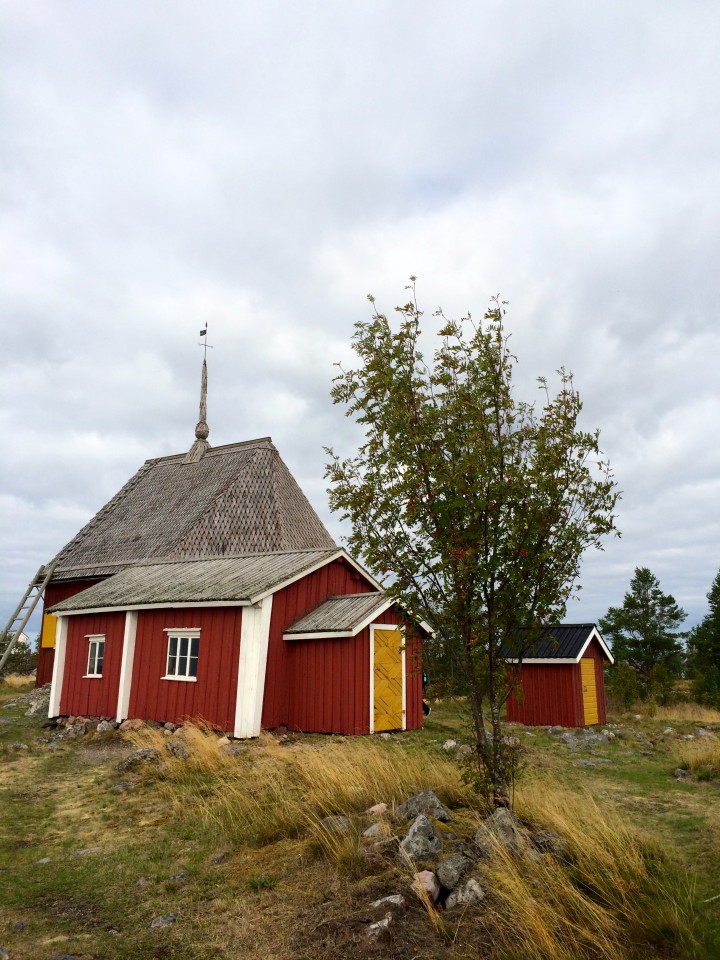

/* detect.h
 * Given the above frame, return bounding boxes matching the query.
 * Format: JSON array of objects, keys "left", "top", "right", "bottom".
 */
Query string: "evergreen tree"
[
  {"left": 687, "top": 569, "right": 720, "bottom": 707},
  {"left": 600, "top": 567, "right": 686, "bottom": 702}
]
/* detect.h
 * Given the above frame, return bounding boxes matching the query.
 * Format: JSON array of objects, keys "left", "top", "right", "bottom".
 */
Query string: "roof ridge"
[{"left": 147, "top": 437, "right": 275, "bottom": 465}]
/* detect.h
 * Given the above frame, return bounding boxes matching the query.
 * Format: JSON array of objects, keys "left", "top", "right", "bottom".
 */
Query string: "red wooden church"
[
  {"left": 505, "top": 624, "right": 613, "bottom": 728},
  {"left": 35, "top": 360, "right": 425, "bottom": 737}
]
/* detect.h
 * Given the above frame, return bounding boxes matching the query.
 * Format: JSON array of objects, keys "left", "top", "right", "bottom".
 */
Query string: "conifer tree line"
[{"left": 596, "top": 566, "right": 720, "bottom": 709}]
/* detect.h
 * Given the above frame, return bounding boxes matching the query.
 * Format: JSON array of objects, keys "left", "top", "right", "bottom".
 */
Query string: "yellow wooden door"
[
  {"left": 373, "top": 629, "right": 403, "bottom": 732},
  {"left": 581, "top": 658, "right": 599, "bottom": 725},
  {"left": 41, "top": 613, "right": 58, "bottom": 649}
]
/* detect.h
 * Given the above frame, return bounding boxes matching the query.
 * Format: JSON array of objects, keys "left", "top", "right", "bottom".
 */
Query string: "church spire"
[{"left": 183, "top": 328, "right": 212, "bottom": 464}]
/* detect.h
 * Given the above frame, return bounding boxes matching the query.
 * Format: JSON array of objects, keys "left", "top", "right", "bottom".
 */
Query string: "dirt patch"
[
  {"left": 41, "top": 895, "right": 103, "bottom": 929},
  {"left": 76, "top": 738, "right": 133, "bottom": 766}
]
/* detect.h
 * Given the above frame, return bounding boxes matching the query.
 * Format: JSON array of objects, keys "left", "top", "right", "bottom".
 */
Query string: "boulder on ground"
[
  {"left": 531, "top": 831, "right": 570, "bottom": 863},
  {"left": 116, "top": 747, "right": 160, "bottom": 772},
  {"left": 400, "top": 813, "right": 443, "bottom": 860},
  {"left": 398, "top": 788, "right": 451, "bottom": 823},
  {"left": 436, "top": 852, "right": 471, "bottom": 891},
  {"left": 446, "top": 877, "right": 485, "bottom": 908},
  {"left": 118, "top": 718, "right": 145, "bottom": 731},
  {"left": 320, "top": 815, "right": 351, "bottom": 834},
  {"left": 476, "top": 807, "right": 527, "bottom": 856},
  {"left": 369, "top": 894, "right": 406, "bottom": 911},
  {"left": 165, "top": 739, "right": 189, "bottom": 760},
  {"left": 412, "top": 870, "right": 441, "bottom": 904}
]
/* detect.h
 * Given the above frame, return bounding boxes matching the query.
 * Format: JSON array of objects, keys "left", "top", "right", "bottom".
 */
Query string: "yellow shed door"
[
  {"left": 373, "top": 629, "right": 403, "bottom": 732},
  {"left": 581, "top": 658, "right": 599, "bottom": 725}
]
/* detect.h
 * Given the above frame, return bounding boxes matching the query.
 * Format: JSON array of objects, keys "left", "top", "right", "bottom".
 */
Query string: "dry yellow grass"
[
  {"left": 128, "top": 725, "right": 473, "bottom": 847},
  {"left": 479, "top": 778, "right": 698, "bottom": 960},
  {"left": 1, "top": 673, "right": 36, "bottom": 688},
  {"left": 676, "top": 737, "right": 720, "bottom": 779},
  {"left": 655, "top": 702, "right": 720, "bottom": 723}
]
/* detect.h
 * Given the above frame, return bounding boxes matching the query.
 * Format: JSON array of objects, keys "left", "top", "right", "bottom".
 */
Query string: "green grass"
[{"left": 0, "top": 682, "right": 718, "bottom": 959}]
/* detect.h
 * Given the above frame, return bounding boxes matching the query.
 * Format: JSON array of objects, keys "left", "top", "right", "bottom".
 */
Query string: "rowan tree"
[
  {"left": 687, "top": 568, "right": 720, "bottom": 707},
  {"left": 326, "top": 284, "right": 618, "bottom": 807},
  {"left": 599, "top": 567, "right": 686, "bottom": 702}
]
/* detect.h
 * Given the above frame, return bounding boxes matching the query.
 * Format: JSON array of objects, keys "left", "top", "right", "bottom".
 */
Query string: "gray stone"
[
  {"left": 363, "top": 822, "right": 386, "bottom": 839},
  {"left": 547, "top": 725, "right": 565, "bottom": 735},
  {"left": 531, "top": 831, "right": 570, "bottom": 863},
  {"left": 223, "top": 744, "right": 248, "bottom": 756},
  {"left": 446, "top": 877, "right": 485, "bottom": 908},
  {"left": 400, "top": 813, "right": 443, "bottom": 860},
  {"left": 442, "top": 739, "right": 458, "bottom": 751},
  {"left": 413, "top": 870, "right": 441, "bottom": 904},
  {"left": 456, "top": 744, "right": 473, "bottom": 756},
  {"left": 662, "top": 728, "right": 675, "bottom": 735},
  {"left": 398, "top": 788, "right": 451, "bottom": 823},
  {"left": 116, "top": 747, "right": 160, "bottom": 772},
  {"left": 164, "top": 722, "right": 178, "bottom": 732},
  {"left": 35, "top": 857, "right": 50, "bottom": 864},
  {"left": 436, "top": 852, "right": 471, "bottom": 890},
  {"left": 476, "top": 807, "right": 526, "bottom": 856},
  {"left": 369, "top": 894, "right": 406, "bottom": 911},
  {"left": 74, "top": 846, "right": 101, "bottom": 857},
  {"left": 118, "top": 718, "right": 145, "bottom": 731},
  {"left": 209, "top": 851, "right": 230, "bottom": 865},
  {"left": 168, "top": 871, "right": 188, "bottom": 882},
  {"left": 109, "top": 780, "right": 136, "bottom": 794},
  {"left": 0, "top": 947, "right": 8, "bottom": 960},
  {"left": 150, "top": 914, "right": 176, "bottom": 929},
  {"left": 50, "top": 955, "right": 81, "bottom": 960},
  {"left": 365, "top": 914, "right": 393, "bottom": 940},
  {"left": 560, "top": 732, "right": 577, "bottom": 746},
  {"left": 96, "top": 720, "right": 116, "bottom": 732},
  {"left": 321, "top": 815, "right": 351, "bottom": 833},
  {"left": 165, "top": 739, "right": 189, "bottom": 760},
  {"left": 673, "top": 768, "right": 691, "bottom": 780},
  {"left": 694, "top": 727, "right": 718, "bottom": 740},
  {"left": 366, "top": 802, "right": 388, "bottom": 816}
]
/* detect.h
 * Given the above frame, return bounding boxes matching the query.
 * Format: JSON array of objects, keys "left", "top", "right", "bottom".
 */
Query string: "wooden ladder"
[{"left": 0, "top": 561, "right": 56, "bottom": 673}]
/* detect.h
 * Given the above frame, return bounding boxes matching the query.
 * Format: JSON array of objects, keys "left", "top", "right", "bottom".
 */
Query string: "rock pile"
[{"left": 359, "top": 788, "right": 570, "bottom": 941}]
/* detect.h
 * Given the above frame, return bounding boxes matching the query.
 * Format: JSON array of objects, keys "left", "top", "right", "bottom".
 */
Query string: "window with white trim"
[
  {"left": 164, "top": 630, "right": 200, "bottom": 681},
  {"left": 85, "top": 635, "right": 105, "bottom": 677}
]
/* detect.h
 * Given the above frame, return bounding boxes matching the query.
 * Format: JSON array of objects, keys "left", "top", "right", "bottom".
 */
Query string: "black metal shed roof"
[{"left": 504, "top": 624, "right": 613, "bottom": 663}]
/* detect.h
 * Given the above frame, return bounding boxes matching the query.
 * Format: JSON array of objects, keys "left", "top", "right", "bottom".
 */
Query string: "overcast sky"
[{"left": 2, "top": 1, "right": 719, "bottom": 639}]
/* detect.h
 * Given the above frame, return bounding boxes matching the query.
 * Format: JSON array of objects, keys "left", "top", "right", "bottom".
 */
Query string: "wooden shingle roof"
[
  {"left": 48, "top": 438, "right": 336, "bottom": 580},
  {"left": 283, "top": 593, "right": 391, "bottom": 638},
  {"left": 48, "top": 549, "right": 352, "bottom": 612}
]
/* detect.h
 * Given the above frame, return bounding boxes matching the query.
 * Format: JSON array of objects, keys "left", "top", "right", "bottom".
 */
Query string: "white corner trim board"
[
  {"left": 234, "top": 595, "right": 274, "bottom": 739},
  {"left": 116, "top": 611, "right": 138, "bottom": 722},
  {"left": 48, "top": 615, "right": 68, "bottom": 717}
]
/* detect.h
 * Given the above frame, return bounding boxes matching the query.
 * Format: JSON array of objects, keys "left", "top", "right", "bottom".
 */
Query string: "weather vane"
[{"left": 198, "top": 324, "right": 214, "bottom": 360}]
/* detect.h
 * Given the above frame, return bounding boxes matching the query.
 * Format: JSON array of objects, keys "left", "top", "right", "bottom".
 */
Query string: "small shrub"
[{"left": 247, "top": 875, "right": 277, "bottom": 891}]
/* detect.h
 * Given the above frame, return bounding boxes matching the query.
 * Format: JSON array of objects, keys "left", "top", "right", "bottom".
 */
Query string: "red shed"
[{"left": 505, "top": 624, "right": 613, "bottom": 728}]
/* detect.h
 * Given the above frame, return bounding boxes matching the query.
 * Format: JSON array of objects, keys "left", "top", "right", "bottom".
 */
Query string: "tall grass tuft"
[
  {"left": 128, "top": 726, "right": 473, "bottom": 847},
  {"left": 1, "top": 674, "right": 36, "bottom": 689},
  {"left": 478, "top": 779, "right": 699, "bottom": 960},
  {"left": 677, "top": 738, "right": 720, "bottom": 780}
]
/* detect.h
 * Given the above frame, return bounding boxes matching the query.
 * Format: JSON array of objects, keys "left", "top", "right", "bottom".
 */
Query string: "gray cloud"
[{"left": 2, "top": 1, "right": 719, "bottom": 636}]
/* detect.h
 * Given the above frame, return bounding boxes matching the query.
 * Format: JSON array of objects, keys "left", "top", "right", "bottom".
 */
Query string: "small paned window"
[
  {"left": 165, "top": 632, "right": 200, "bottom": 681},
  {"left": 85, "top": 636, "right": 105, "bottom": 677}
]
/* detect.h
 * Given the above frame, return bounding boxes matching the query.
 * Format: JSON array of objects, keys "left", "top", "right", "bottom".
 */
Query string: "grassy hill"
[{"left": 0, "top": 679, "right": 718, "bottom": 960}]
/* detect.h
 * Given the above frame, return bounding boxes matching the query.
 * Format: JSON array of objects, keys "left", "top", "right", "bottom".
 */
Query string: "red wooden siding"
[
  {"left": 261, "top": 559, "right": 373, "bottom": 729},
  {"left": 59, "top": 612, "right": 125, "bottom": 717},
  {"left": 36, "top": 579, "right": 103, "bottom": 686},
  {"left": 284, "top": 606, "right": 423, "bottom": 735},
  {"left": 506, "top": 637, "right": 609, "bottom": 727},
  {"left": 128, "top": 607, "right": 242, "bottom": 731}
]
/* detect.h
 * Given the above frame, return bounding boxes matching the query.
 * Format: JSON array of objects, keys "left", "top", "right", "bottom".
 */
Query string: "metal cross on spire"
[{"left": 199, "top": 323, "right": 214, "bottom": 360}]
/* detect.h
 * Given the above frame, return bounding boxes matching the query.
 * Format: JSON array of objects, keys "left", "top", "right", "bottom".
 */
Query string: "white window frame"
[
  {"left": 162, "top": 629, "right": 200, "bottom": 682},
  {"left": 84, "top": 634, "right": 105, "bottom": 679}
]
